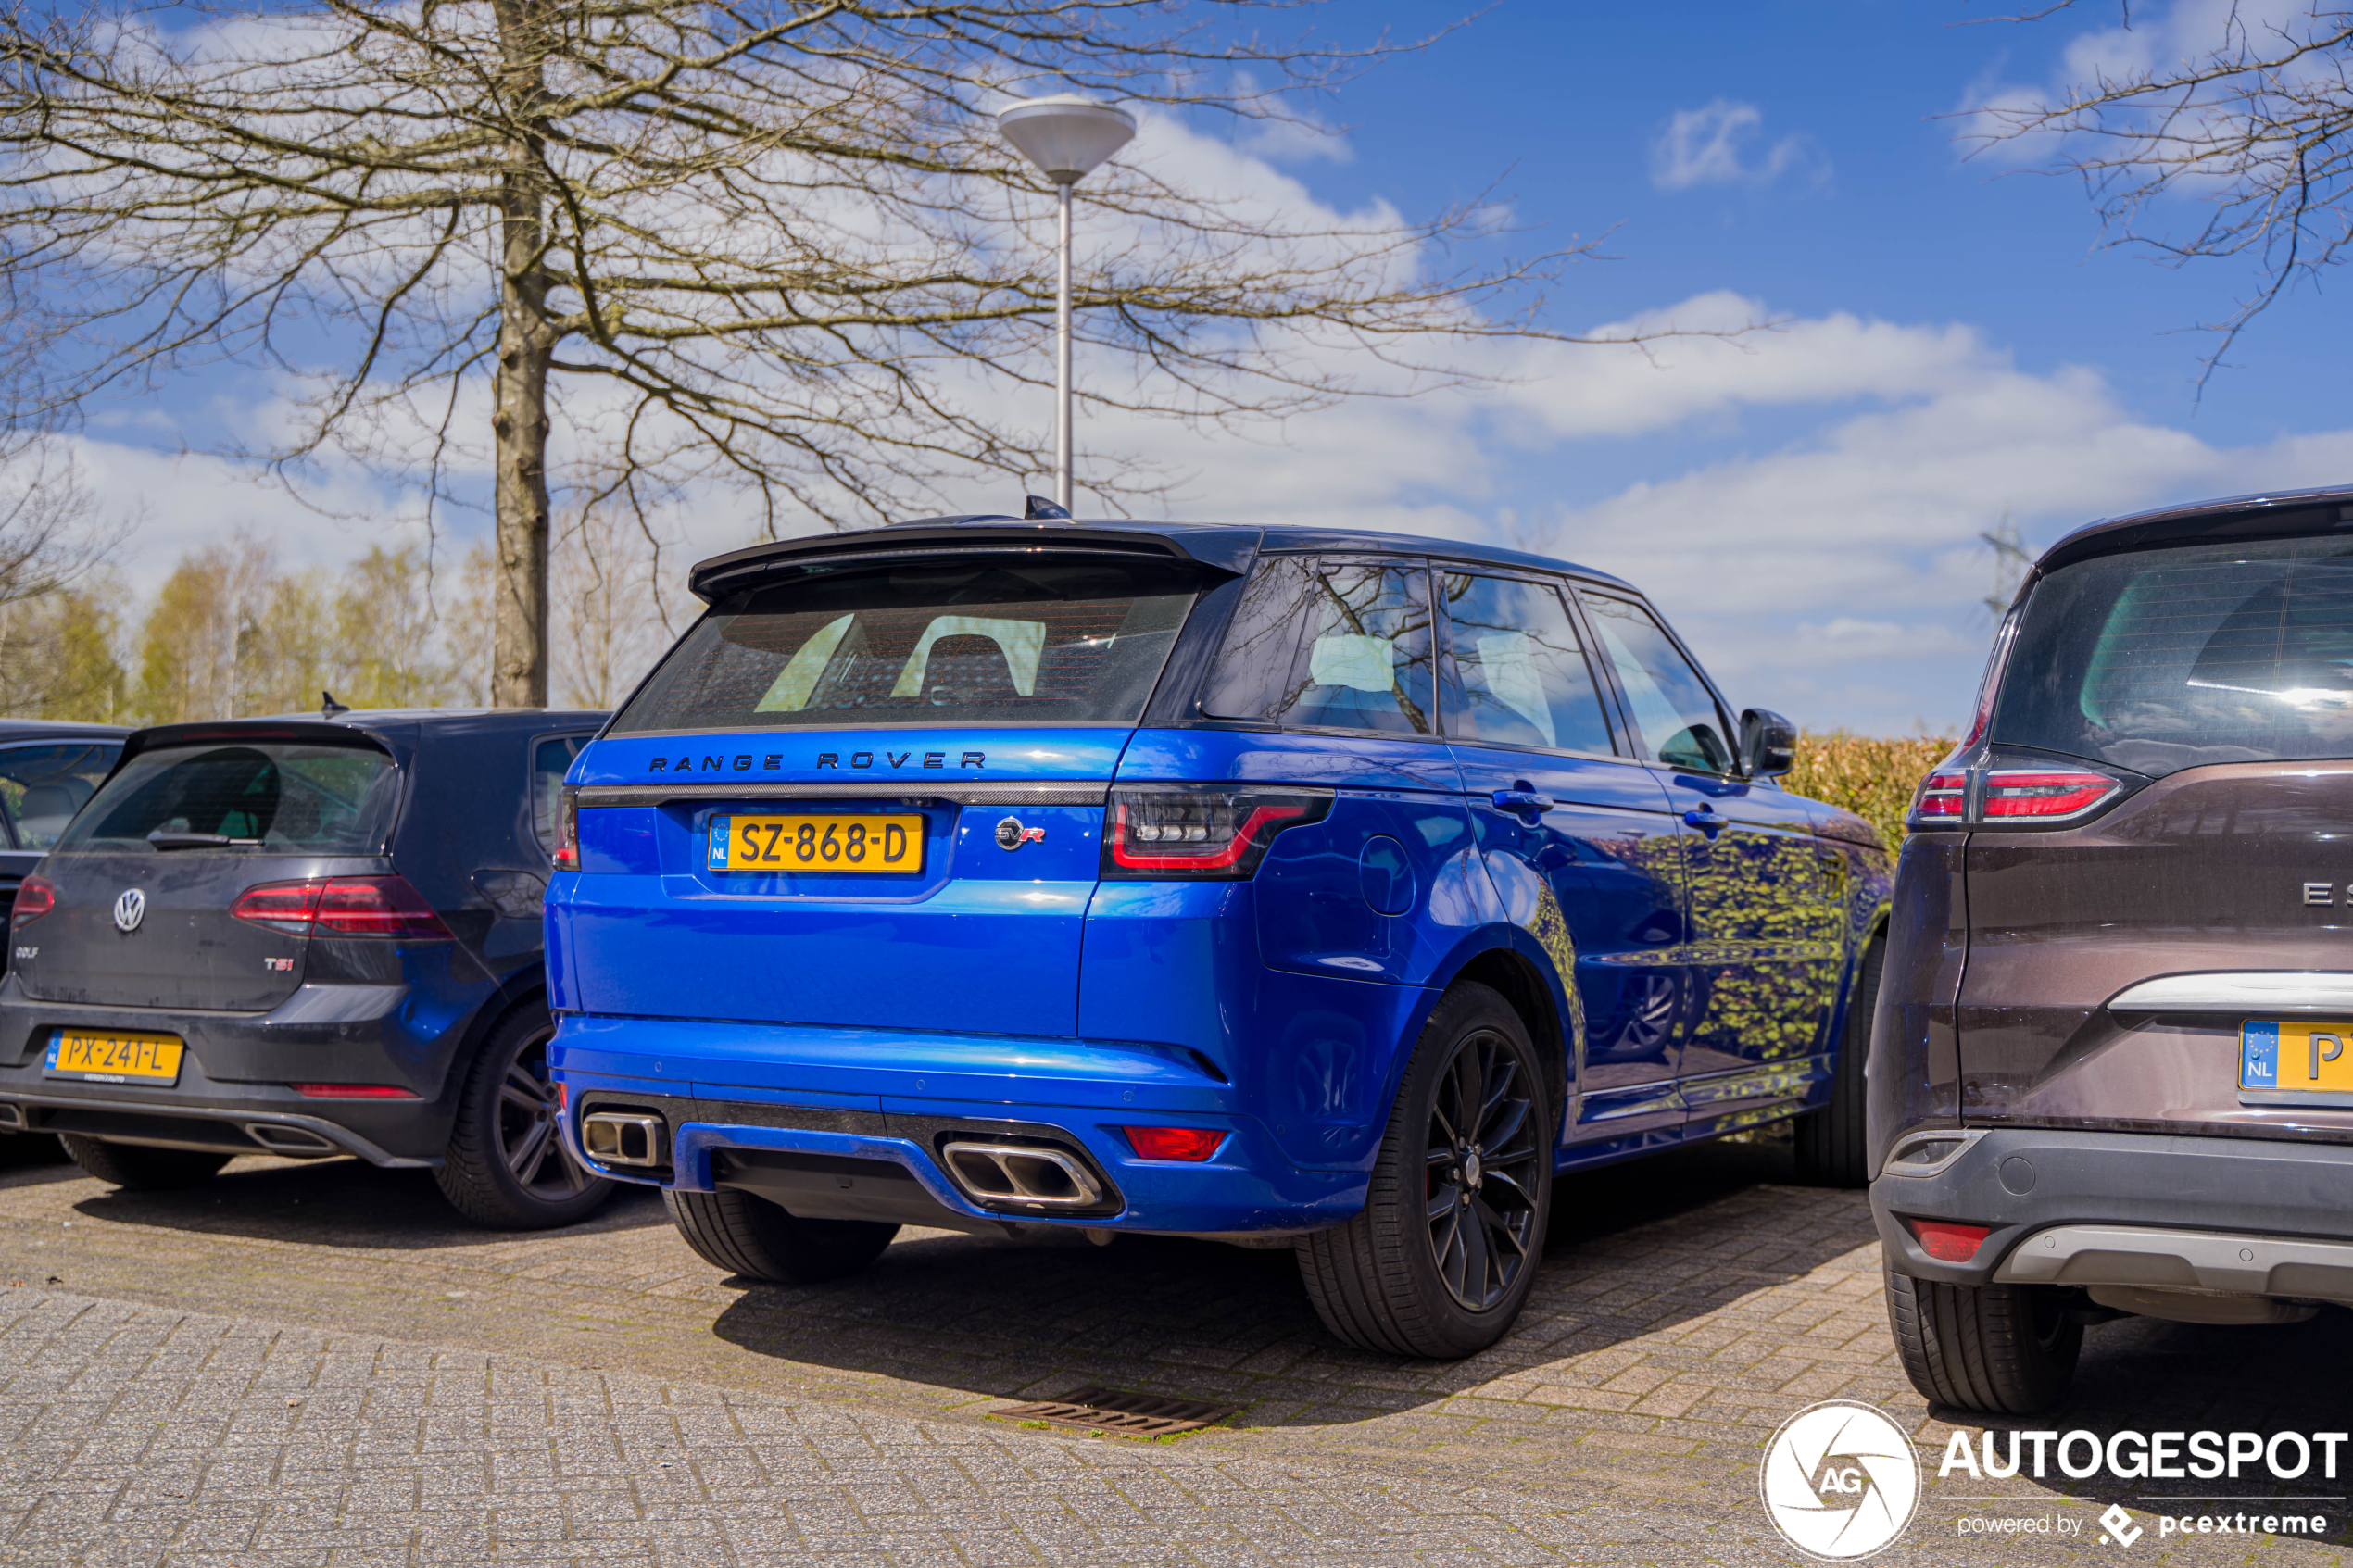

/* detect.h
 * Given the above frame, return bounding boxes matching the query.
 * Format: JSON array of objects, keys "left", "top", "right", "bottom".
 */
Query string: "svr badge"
[{"left": 994, "top": 817, "right": 1045, "bottom": 851}]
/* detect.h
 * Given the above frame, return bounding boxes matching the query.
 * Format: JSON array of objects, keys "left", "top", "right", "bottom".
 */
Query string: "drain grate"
[{"left": 994, "top": 1384, "right": 1240, "bottom": 1437}]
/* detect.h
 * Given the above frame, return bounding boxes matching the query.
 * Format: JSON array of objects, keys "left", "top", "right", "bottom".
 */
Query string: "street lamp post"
[{"left": 995, "top": 94, "right": 1137, "bottom": 514}]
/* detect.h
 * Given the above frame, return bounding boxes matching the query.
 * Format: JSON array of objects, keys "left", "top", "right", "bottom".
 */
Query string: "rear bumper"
[
  {"left": 0, "top": 982, "right": 462, "bottom": 1164},
  {"left": 551, "top": 1015, "right": 1368, "bottom": 1235},
  {"left": 1872, "top": 1126, "right": 2353, "bottom": 1288}
]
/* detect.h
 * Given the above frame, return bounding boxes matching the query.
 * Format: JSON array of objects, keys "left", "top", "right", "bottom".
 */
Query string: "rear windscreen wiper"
[{"left": 145, "top": 831, "right": 262, "bottom": 851}]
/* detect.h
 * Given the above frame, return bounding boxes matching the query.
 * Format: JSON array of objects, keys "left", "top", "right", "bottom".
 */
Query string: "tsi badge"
[{"left": 1759, "top": 1399, "right": 1920, "bottom": 1560}]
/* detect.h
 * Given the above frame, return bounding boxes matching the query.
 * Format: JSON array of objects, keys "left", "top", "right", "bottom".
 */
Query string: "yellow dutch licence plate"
[
  {"left": 44, "top": 1030, "right": 185, "bottom": 1085},
  {"left": 2241, "top": 1019, "right": 2353, "bottom": 1096},
  {"left": 709, "top": 813, "right": 923, "bottom": 874}
]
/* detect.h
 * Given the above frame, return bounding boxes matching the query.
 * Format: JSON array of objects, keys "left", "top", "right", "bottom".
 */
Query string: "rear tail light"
[
  {"left": 1912, "top": 771, "right": 1967, "bottom": 820},
  {"left": 1909, "top": 1218, "right": 1991, "bottom": 1263},
  {"left": 233, "top": 875, "right": 451, "bottom": 939},
  {"left": 553, "top": 787, "right": 579, "bottom": 872},
  {"left": 1121, "top": 1126, "right": 1227, "bottom": 1161},
  {"left": 292, "top": 1083, "right": 419, "bottom": 1099},
  {"left": 1905, "top": 759, "right": 2129, "bottom": 830},
  {"left": 10, "top": 874, "right": 55, "bottom": 929},
  {"left": 1982, "top": 769, "right": 2119, "bottom": 820},
  {"left": 1100, "top": 787, "right": 1332, "bottom": 880}
]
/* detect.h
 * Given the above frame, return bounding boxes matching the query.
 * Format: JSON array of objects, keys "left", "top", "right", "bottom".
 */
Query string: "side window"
[
  {"left": 1579, "top": 595, "right": 1734, "bottom": 773},
  {"left": 531, "top": 735, "right": 589, "bottom": 857},
  {"left": 1439, "top": 574, "right": 1616, "bottom": 754},
  {"left": 0, "top": 742, "right": 122, "bottom": 850},
  {"left": 1202, "top": 558, "right": 1435, "bottom": 734}
]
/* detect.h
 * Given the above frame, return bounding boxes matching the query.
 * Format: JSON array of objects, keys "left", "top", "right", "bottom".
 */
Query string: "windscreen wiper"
[{"left": 145, "top": 831, "right": 262, "bottom": 850}]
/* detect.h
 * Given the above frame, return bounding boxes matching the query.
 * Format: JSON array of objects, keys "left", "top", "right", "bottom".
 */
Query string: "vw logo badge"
[{"left": 112, "top": 888, "right": 145, "bottom": 934}]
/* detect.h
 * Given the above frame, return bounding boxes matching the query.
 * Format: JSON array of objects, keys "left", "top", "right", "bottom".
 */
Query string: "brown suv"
[{"left": 1872, "top": 485, "right": 2353, "bottom": 1412}]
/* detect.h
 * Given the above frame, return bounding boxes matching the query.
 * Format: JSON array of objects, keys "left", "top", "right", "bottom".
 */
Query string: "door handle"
[
  {"left": 1491, "top": 787, "right": 1554, "bottom": 822},
  {"left": 1682, "top": 807, "right": 1729, "bottom": 839}
]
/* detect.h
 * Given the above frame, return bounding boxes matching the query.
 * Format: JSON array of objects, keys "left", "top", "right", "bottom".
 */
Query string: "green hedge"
[{"left": 1785, "top": 732, "right": 1957, "bottom": 851}]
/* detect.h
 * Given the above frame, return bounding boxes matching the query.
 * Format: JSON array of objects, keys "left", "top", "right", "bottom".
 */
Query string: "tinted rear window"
[
  {"left": 1200, "top": 558, "right": 1436, "bottom": 734},
  {"left": 0, "top": 742, "right": 121, "bottom": 850},
  {"left": 59, "top": 743, "right": 399, "bottom": 854},
  {"left": 612, "top": 558, "right": 1203, "bottom": 734},
  {"left": 1995, "top": 536, "right": 2353, "bottom": 775}
]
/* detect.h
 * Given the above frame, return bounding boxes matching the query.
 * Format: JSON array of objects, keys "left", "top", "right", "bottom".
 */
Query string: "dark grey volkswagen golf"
[{"left": 0, "top": 708, "right": 612, "bottom": 1228}]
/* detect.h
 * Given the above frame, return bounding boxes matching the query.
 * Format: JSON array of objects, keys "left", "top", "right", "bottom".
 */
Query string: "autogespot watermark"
[
  {"left": 1759, "top": 1400, "right": 1922, "bottom": 1560},
  {"left": 1758, "top": 1404, "right": 2346, "bottom": 1556}
]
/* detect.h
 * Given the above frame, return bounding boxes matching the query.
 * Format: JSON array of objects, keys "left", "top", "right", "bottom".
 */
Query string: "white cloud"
[{"left": 1651, "top": 100, "right": 1829, "bottom": 193}]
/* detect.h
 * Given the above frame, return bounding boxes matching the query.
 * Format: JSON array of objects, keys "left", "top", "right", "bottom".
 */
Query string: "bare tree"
[
  {"left": 0, "top": 0, "right": 1700, "bottom": 706},
  {"left": 1970, "top": 3, "right": 2353, "bottom": 379},
  {"left": 0, "top": 437, "right": 127, "bottom": 715}
]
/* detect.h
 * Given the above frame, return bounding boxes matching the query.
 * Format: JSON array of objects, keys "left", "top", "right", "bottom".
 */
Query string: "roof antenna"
[
  {"left": 321, "top": 690, "right": 349, "bottom": 720},
  {"left": 1024, "top": 495, "right": 1071, "bottom": 521}
]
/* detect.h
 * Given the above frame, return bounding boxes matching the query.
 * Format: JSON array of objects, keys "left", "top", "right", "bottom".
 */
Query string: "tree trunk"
[{"left": 489, "top": 0, "right": 555, "bottom": 708}]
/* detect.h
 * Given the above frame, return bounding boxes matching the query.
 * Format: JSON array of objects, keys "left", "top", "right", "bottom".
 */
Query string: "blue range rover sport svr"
[{"left": 547, "top": 516, "right": 1894, "bottom": 1356}]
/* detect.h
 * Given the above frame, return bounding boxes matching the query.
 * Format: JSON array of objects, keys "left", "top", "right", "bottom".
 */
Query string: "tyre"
[
  {"left": 1297, "top": 982, "right": 1553, "bottom": 1359},
  {"left": 1886, "top": 1268, "right": 2081, "bottom": 1413},
  {"left": 1795, "top": 933, "right": 1883, "bottom": 1187},
  {"left": 663, "top": 1187, "right": 898, "bottom": 1284},
  {"left": 434, "top": 999, "right": 615, "bottom": 1229},
  {"left": 58, "top": 1135, "right": 227, "bottom": 1191}
]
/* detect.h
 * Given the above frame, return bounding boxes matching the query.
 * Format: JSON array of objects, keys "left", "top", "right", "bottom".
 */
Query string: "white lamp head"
[{"left": 996, "top": 94, "right": 1137, "bottom": 185}]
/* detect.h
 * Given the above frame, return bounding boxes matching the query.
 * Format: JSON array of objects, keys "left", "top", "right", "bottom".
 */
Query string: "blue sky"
[{"left": 78, "top": 0, "right": 2353, "bottom": 734}]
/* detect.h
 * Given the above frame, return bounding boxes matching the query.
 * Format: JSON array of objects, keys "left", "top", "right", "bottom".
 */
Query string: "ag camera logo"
[{"left": 1760, "top": 1399, "right": 1921, "bottom": 1559}]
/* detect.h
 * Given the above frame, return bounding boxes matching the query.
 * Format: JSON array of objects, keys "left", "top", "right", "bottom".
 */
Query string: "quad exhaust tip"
[
  {"left": 0, "top": 1103, "right": 23, "bottom": 1132},
  {"left": 941, "top": 1141, "right": 1103, "bottom": 1208},
  {"left": 582, "top": 1111, "right": 668, "bottom": 1168}
]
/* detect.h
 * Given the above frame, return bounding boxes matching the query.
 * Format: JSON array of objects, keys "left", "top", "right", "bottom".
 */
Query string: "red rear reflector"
[
  {"left": 1910, "top": 1219, "right": 1991, "bottom": 1262},
  {"left": 1981, "top": 770, "right": 2116, "bottom": 820},
  {"left": 10, "top": 873, "right": 56, "bottom": 928},
  {"left": 1120, "top": 1126, "right": 1226, "bottom": 1161},
  {"left": 291, "top": 1083, "right": 418, "bottom": 1099},
  {"left": 233, "top": 875, "right": 451, "bottom": 939},
  {"left": 1914, "top": 771, "right": 1967, "bottom": 819}
]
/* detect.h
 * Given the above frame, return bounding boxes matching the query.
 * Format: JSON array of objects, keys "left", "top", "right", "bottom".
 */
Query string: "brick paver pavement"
[{"left": 1, "top": 1133, "right": 2347, "bottom": 1564}]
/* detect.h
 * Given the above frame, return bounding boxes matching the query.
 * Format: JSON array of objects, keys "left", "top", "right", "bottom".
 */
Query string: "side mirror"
[{"left": 1740, "top": 708, "right": 1797, "bottom": 779}]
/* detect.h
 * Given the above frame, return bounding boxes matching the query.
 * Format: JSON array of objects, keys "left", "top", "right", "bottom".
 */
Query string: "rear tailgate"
[
  {"left": 550, "top": 546, "right": 1227, "bottom": 1042},
  {"left": 12, "top": 728, "right": 402, "bottom": 1012}
]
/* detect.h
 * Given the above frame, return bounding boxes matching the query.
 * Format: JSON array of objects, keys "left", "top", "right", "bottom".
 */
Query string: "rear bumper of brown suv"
[{"left": 1871, "top": 1127, "right": 2353, "bottom": 1294}]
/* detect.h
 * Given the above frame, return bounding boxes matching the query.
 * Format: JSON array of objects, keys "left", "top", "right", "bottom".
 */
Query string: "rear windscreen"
[
  {"left": 1995, "top": 537, "right": 2353, "bottom": 776},
  {"left": 612, "top": 557, "right": 1204, "bottom": 734},
  {"left": 58, "top": 743, "right": 399, "bottom": 854}
]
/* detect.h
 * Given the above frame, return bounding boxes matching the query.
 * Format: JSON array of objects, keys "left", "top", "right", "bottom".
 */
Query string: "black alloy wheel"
[
  {"left": 1298, "top": 982, "right": 1554, "bottom": 1358},
  {"left": 1424, "top": 1027, "right": 1544, "bottom": 1311},
  {"left": 495, "top": 1025, "right": 580, "bottom": 1200},
  {"left": 436, "top": 1001, "right": 615, "bottom": 1230}
]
